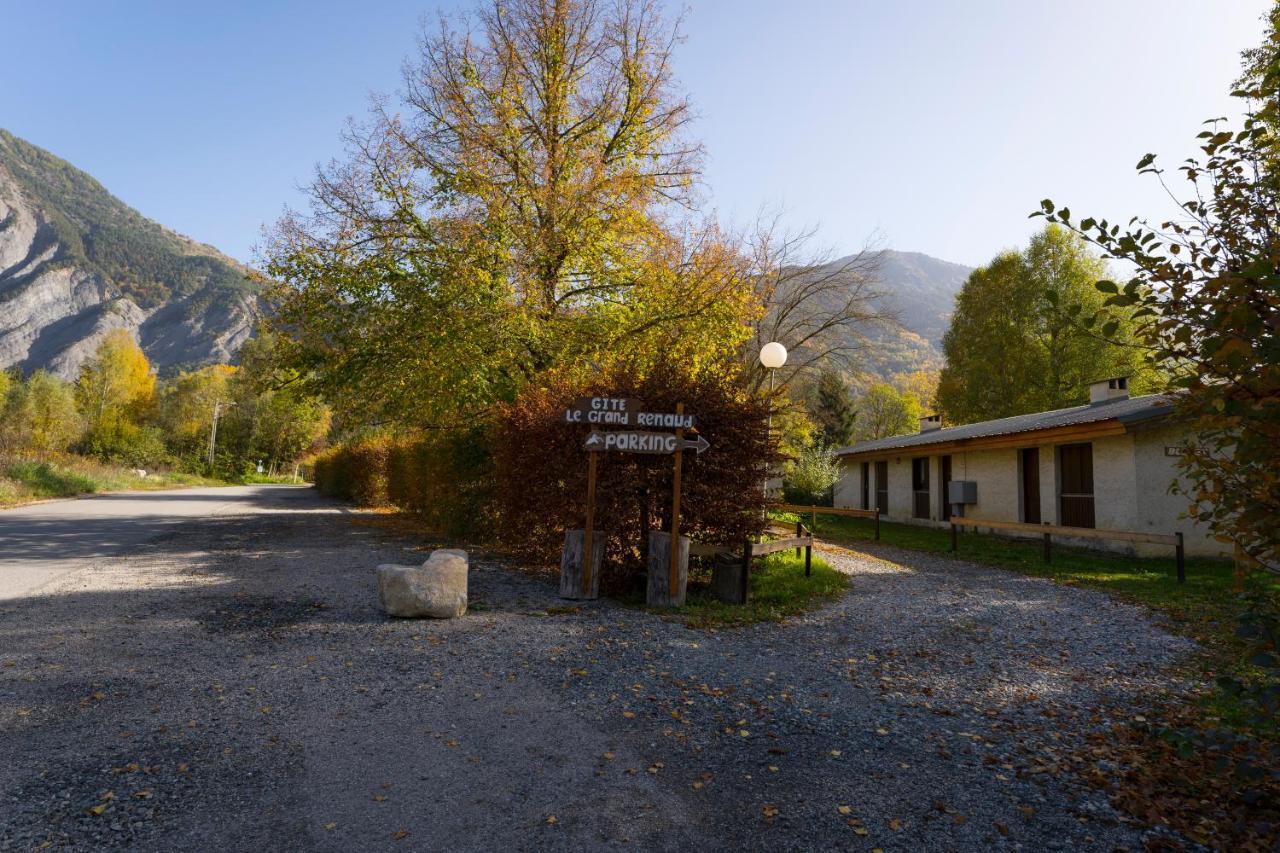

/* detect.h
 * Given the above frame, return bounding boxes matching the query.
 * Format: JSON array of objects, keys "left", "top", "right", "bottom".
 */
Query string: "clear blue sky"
[{"left": 1, "top": 1, "right": 1269, "bottom": 267}]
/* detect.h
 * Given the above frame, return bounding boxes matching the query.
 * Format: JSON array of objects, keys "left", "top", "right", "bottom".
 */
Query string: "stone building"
[{"left": 833, "top": 377, "right": 1227, "bottom": 558}]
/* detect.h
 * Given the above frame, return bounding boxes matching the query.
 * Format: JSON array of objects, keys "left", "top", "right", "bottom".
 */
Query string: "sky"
[{"left": 1, "top": 1, "right": 1270, "bottom": 267}]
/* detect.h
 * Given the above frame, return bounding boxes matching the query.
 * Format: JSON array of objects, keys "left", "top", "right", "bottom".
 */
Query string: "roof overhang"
[{"left": 836, "top": 419, "right": 1132, "bottom": 463}]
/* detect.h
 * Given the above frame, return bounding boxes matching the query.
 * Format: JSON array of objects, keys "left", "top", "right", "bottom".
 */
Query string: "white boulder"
[{"left": 376, "top": 548, "right": 469, "bottom": 618}]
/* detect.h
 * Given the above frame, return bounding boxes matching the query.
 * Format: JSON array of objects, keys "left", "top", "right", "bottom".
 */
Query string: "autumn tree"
[
  {"left": 0, "top": 371, "right": 81, "bottom": 456},
  {"left": 937, "top": 225, "right": 1154, "bottom": 424},
  {"left": 152, "top": 365, "right": 235, "bottom": 467},
  {"left": 265, "top": 0, "right": 753, "bottom": 427},
  {"left": 75, "top": 329, "right": 156, "bottom": 453},
  {"left": 852, "top": 382, "right": 919, "bottom": 441}
]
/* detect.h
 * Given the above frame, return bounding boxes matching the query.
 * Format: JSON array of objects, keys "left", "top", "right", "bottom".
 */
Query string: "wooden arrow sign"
[{"left": 583, "top": 431, "right": 710, "bottom": 455}]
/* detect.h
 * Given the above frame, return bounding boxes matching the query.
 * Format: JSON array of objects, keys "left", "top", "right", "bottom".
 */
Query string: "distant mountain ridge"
[
  {"left": 811, "top": 248, "right": 972, "bottom": 379},
  {"left": 0, "top": 129, "right": 259, "bottom": 379},
  {"left": 872, "top": 250, "right": 973, "bottom": 346}
]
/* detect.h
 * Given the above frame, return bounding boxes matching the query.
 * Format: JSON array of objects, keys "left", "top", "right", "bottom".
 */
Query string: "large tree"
[
  {"left": 936, "top": 225, "right": 1153, "bottom": 424},
  {"left": 75, "top": 329, "right": 155, "bottom": 452},
  {"left": 852, "top": 382, "right": 919, "bottom": 441},
  {"left": 1036, "top": 25, "right": 1280, "bottom": 569},
  {"left": 266, "top": 0, "right": 753, "bottom": 427}
]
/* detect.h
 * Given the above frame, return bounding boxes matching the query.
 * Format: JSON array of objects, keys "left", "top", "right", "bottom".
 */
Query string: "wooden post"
[
  {"left": 874, "top": 509, "right": 881, "bottom": 541},
  {"left": 1175, "top": 532, "right": 1185, "bottom": 584},
  {"left": 740, "top": 540, "right": 752, "bottom": 603},
  {"left": 668, "top": 403, "right": 685, "bottom": 599},
  {"left": 1043, "top": 531, "right": 1052, "bottom": 564},
  {"left": 804, "top": 539, "right": 812, "bottom": 577},
  {"left": 583, "top": 449, "right": 599, "bottom": 596},
  {"left": 795, "top": 521, "right": 803, "bottom": 558},
  {"left": 949, "top": 521, "right": 957, "bottom": 552}
]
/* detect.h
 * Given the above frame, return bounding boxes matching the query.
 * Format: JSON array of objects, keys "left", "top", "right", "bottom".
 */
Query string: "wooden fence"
[
  {"left": 688, "top": 520, "right": 816, "bottom": 604},
  {"left": 774, "top": 503, "right": 881, "bottom": 540},
  {"left": 949, "top": 517, "right": 1186, "bottom": 583}
]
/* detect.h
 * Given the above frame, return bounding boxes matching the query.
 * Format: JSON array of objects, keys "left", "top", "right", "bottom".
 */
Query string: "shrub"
[
  {"left": 312, "top": 437, "right": 391, "bottom": 506},
  {"left": 316, "top": 430, "right": 493, "bottom": 539},
  {"left": 385, "top": 427, "right": 495, "bottom": 540},
  {"left": 490, "top": 362, "right": 782, "bottom": 592}
]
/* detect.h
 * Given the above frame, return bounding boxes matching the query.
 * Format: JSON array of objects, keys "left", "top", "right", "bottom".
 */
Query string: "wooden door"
[
  {"left": 1058, "top": 443, "right": 1095, "bottom": 528},
  {"left": 875, "top": 460, "right": 888, "bottom": 514},
  {"left": 911, "top": 457, "right": 930, "bottom": 519},
  {"left": 860, "top": 462, "right": 870, "bottom": 510},
  {"left": 1020, "top": 447, "right": 1041, "bottom": 524},
  {"left": 940, "top": 455, "right": 952, "bottom": 521}
]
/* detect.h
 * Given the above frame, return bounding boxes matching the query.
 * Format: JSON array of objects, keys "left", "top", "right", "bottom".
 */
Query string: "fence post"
[
  {"left": 805, "top": 538, "right": 812, "bottom": 577},
  {"left": 740, "top": 540, "right": 752, "bottom": 603},
  {"left": 795, "top": 521, "right": 803, "bottom": 558},
  {"left": 1175, "top": 532, "right": 1185, "bottom": 584},
  {"left": 1043, "top": 531, "right": 1052, "bottom": 564},
  {"left": 950, "top": 522, "right": 957, "bottom": 553},
  {"left": 874, "top": 510, "right": 881, "bottom": 541}
]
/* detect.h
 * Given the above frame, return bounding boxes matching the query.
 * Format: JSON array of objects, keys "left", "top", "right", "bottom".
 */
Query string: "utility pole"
[{"left": 208, "top": 401, "right": 233, "bottom": 468}]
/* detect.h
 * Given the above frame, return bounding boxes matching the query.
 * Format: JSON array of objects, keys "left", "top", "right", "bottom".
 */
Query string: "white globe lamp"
[{"left": 759, "top": 341, "right": 788, "bottom": 369}]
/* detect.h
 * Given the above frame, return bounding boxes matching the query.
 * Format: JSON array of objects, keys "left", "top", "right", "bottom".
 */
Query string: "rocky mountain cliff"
[{"left": 0, "top": 129, "right": 258, "bottom": 380}]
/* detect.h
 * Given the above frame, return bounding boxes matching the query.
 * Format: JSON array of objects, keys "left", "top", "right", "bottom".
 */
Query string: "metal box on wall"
[
  {"left": 948, "top": 480, "right": 977, "bottom": 505},
  {"left": 948, "top": 480, "right": 977, "bottom": 517}
]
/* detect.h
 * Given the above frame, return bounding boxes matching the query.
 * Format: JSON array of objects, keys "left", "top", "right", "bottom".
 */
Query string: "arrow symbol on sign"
[
  {"left": 682, "top": 434, "right": 710, "bottom": 454},
  {"left": 583, "top": 431, "right": 605, "bottom": 450}
]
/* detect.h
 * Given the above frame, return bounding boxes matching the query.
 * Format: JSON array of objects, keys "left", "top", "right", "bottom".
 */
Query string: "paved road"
[{"left": 0, "top": 486, "right": 314, "bottom": 600}]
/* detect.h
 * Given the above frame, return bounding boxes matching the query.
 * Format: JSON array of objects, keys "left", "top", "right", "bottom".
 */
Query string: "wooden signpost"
[{"left": 561, "top": 397, "right": 708, "bottom": 602}]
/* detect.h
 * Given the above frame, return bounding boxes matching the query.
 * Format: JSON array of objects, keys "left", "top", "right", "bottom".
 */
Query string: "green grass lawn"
[
  {"left": 665, "top": 552, "right": 848, "bottom": 629},
  {"left": 0, "top": 457, "right": 224, "bottom": 506}
]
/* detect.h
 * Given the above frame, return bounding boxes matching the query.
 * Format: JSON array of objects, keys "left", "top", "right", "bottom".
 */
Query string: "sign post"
[
  {"left": 668, "top": 403, "right": 685, "bottom": 598},
  {"left": 559, "top": 396, "right": 709, "bottom": 605},
  {"left": 582, "top": 449, "right": 599, "bottom": 596}
]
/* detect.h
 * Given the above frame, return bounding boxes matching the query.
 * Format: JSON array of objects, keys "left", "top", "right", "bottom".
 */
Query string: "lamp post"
[{"left": 759, "top": 342, "right": 787, "bottom": 501}]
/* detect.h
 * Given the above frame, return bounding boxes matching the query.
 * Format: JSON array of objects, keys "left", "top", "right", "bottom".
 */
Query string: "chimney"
[
  {"left": 1088, "top": 375, "right": 1130, "bottom": 405},
  {"left": 919, "top": 413, "right": 943, "bottom": 432}
]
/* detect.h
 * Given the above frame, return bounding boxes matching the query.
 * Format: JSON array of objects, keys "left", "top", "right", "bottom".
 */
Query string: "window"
[
  {"left": 860, "top": 461, "right": 870, "bottom": 511},
  {"left": 875, "top": 460, "right": 888, "bottom": 514},
  {"left": 1058, "top": 443, "right": 1095, "bottom": 528},
  {"left": 1020, "top": 448, "right": 1041, "bottom": 524},
  {"left": 939, "top": 455, "right": 952, "bottom": 521},
  {"left": 911, "top": 457, "right": 930, "bottom": 519}
]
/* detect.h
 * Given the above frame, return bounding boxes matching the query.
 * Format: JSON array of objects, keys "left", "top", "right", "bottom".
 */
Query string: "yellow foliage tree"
[{"left": 75, "top": 329, "right": 156, "bottom": 452}]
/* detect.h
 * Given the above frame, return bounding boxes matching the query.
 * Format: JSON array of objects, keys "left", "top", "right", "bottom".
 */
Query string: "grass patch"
[
  {"left": 668, "top": 552, "right": 848, "bottom": 629},
  {"left": 0, "top": 456, "right": 227, "bottom": 506}
]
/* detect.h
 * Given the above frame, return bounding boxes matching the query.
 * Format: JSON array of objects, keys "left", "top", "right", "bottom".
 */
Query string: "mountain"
[
  {"left": 0, "top": 129, "right": 258, "bottom": 380},
  {"left": 873, "top": 250, "right": 973, "bottom": 345},
  {"left": 811, "top": 248, "right": 972, "bottom": 379}
]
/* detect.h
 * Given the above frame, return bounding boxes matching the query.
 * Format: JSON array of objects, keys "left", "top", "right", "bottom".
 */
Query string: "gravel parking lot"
[{"left": 0, "top": 487, "right": 1197, "bottom": 851}]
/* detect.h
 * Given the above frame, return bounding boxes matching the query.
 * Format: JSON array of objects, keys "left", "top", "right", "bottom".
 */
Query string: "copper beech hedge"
[
  {"left": 490, "top": 363, "right": 783, "bottom": 592},
  {"left": 313, "top": 428, "right": 493, "bottom": 539}
]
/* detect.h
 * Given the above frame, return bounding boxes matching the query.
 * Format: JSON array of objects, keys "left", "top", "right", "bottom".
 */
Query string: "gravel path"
[{"left": 0, "top": 487, "right": 1197, "bottom": 851}]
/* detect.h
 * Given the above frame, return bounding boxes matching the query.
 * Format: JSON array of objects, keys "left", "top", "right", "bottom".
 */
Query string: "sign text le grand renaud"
[{"left": 562, "top": 397, "right": 695, "bottom": 430}]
